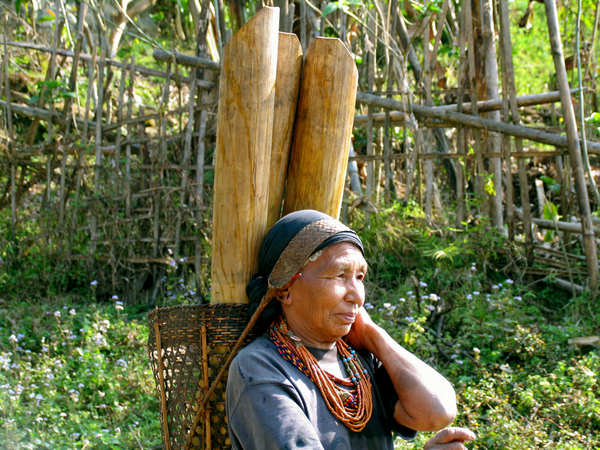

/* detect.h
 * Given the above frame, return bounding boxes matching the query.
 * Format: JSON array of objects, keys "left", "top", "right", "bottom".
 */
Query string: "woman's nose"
[{"left": 345, "top": 277, "right": 365, "bottom": 305}]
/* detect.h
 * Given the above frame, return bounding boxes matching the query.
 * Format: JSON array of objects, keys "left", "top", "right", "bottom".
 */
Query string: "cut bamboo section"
[
  {"left": 283, "top": 37, "right": 358, "bottom": 219},
  {"left": 211, "top": 7, "right": 280, "bottom": 305},
  {"left": 266, "top": 32, "right": 303, "bottom": 230}
]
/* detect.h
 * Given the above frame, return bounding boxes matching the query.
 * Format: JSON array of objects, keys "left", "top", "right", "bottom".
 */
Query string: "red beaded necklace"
[{"left": 268, "top": 315, "right": 373, "bottom": 432}]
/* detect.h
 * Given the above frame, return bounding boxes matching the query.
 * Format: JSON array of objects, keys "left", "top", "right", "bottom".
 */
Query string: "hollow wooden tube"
[
  {"left": 283, "top": 37, "right": 358, "bottom": 219},
  {"left": 266, "top": 32, "right": 303, "bottom": 230},
  {"left": 211, "top": 7, "right": 280, "bottom": 304}
]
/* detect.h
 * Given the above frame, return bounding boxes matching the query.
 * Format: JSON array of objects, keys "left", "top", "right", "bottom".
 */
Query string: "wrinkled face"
[{"left": 278, "top": 242, "right": 367, "bottom": 349}]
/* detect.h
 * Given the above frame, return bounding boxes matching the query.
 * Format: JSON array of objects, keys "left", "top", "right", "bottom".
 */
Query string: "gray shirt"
[{"left": 226, "top": 335, "right": 416, "bottom": 450}]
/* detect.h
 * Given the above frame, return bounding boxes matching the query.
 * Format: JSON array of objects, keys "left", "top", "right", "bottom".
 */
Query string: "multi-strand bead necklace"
[{"left": 268, "top": 315, "right": 373, "bottom": 432}]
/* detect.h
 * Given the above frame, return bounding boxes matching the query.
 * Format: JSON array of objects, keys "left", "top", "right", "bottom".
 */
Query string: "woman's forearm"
[{"left": 362, "top": 323, "right": 457, "bottom": 431}]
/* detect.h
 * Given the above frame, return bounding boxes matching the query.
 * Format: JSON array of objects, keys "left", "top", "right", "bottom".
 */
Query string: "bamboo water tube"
[
  {"left": 211, "top": 7, "right": 280, "bottom": 305},
  {"left": 283, "top": 37, "right": 358, "bottom": 219}
]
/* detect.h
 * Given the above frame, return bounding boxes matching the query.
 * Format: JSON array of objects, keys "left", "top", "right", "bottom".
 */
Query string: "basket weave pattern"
[{"left": 147, "top": 304, "right": 259, "bottom": 450}]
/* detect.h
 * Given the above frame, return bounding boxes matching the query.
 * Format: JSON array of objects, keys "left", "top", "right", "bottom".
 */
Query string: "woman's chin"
[{"left": 331, "top": 324, "right": 352, "bottom": 340}]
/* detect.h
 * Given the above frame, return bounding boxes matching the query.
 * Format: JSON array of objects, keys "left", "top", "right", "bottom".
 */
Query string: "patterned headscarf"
[{"left": 246, "top": 209, "right": 364, "bottom": 332}]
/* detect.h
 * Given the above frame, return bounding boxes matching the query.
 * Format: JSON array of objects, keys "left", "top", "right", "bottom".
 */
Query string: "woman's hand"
[
  {"left": 424, "top": 428, "right": 476, "bottom": 450},
  {"left": 345, "top": 306, "right": 377, "bottom": 351}
]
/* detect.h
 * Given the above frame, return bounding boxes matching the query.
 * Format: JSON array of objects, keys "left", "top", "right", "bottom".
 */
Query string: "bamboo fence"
[{"left": 1, "top": 0, "right": 599, "bottom": 298}]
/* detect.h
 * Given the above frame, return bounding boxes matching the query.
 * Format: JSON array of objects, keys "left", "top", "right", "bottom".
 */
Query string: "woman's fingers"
[
  {"left": 424, "top": 427, "right": 476, "bottom": 450},
  {"left": 345, "top": 306, "right": 373, "bottom": 349}
]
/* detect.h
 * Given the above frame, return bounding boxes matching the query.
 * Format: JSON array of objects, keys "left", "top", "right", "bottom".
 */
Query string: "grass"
[{"left": 0, "top": 298, "right": 161, "bottom": 449}]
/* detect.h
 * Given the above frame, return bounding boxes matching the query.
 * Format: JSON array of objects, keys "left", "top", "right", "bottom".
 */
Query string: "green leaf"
[
  {"left": 28, "top": 95, "right": 40, "bottom": 105},
  {"left": 484, "top": 177, "right": 496, "bottom": 196},
  {"left": 542, "top": 201, "right": 559, "bottom": 221},
  {"left": 37, "top": 15, "right": 55, "bottom": 23},
  {"left": 541, "top": 176, "right": 556, "bottom": 185},
  {"left": 412, "top": 3, "right": 425, "bottom": 13},
  {"left": 548, "top": 183, "right": 561, "bottom": 195},
  {"left": 585, "top": 112, "right": 600, "bottom": 124},
  {"left": 16, "top": 0, "right": 23, "bottom": 14},
  {"left": 322, "top": 2, "right": 341, "bottom": 17},
  {"left": 45, "top": 80, "right": 63, "bottom": 89},
  {"left": 541, "top": 176, "right": 561, "bottom": 195}
]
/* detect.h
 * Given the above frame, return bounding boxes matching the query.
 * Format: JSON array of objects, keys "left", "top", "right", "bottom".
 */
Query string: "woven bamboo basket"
[{"left": 147, "top": 304, "right": 260, "bottom": 450}]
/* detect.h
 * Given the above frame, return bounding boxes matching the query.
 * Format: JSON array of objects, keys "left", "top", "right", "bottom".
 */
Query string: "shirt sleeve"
[
  {"left": 228, "top": 381, "right": 325, "bottom": 450},
  {"left": 373, "top": 358, "right": 418, "bottom": 441}
]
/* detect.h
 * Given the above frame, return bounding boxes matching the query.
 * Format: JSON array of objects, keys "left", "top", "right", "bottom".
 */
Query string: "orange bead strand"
[{"left": 268, "top": 316, "right": 373, "bottom": 432}]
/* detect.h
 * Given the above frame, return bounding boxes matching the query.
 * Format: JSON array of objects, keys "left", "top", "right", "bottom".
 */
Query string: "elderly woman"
[{"left": 226, "top": 210, "right": 474, "bottom": 450}]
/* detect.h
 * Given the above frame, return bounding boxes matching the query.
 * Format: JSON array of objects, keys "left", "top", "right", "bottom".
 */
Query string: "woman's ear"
[{"left": 275, "top": 288, "right": 292, "bottom": 305}]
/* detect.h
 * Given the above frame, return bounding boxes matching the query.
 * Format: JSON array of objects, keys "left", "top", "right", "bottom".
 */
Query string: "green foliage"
[
  {"left": 541, "top": 176, "right": 561, "bottom": 196},
  {"left": 585, "top": 112, "right": 600, "bottom": 138},
  {"left": 28, "top": 80, "right": 78, "bottom": 106},
  {"left": 542, "top": 201, "right": 560, "bottom": 242},
  {"left": 321, "top": 0, "right": 363, "bottom": 18},
  {"left": 510, "top": 0, "right": 554, "bottom": 96},
  {"left": 1, "top": 202, "right": 598, "bottom": 449},
  {"left": 484, "top": 174, "right": 496, "bottom": 197},
  {"left": 356, "top": 203, "right": 599, "bottom": 449},
  {"left": 0, "top": 299, "right": 160, "bottom": 449},
  {"left": 0, "top": 210, "right": 91, "bottom": 298}
]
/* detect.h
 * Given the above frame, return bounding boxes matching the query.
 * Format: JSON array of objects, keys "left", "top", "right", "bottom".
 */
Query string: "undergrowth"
[
  {"left": 354, "top": 204, "right": 600, "bottom": 449},
  {"left": 1, "top": 202, "right": 598, "bottom": 449},
  {"left": 0, "top": 299, "right": 160, "bottom": 449}
]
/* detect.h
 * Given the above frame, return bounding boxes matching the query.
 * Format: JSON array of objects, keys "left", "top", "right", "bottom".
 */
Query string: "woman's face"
[{"left": 279, "top": 242, "right": 367, "bottom": 349}]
